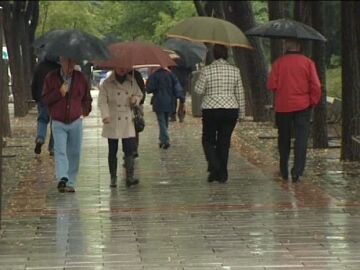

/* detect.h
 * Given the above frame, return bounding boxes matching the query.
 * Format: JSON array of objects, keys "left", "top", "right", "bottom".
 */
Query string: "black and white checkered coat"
[{"left": 195, "top": 59, "right": 245, "bottom": 118}]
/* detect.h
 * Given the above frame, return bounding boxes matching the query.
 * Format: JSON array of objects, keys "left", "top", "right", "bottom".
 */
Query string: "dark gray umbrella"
[
  {"left": 245, "top": 18, "right": 326, "bottom": 42},
  {"left": 163, "top": 38, "right": 207, "bottom": 68},
  {"left": 34, "top": 29, "right": 110, "bottom": 63}
]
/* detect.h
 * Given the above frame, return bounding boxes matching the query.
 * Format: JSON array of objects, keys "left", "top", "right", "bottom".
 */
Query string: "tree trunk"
[
  {"left": 223, "top": 1, "right": 271, "bottom": 121},
  {"left": 268, "top": 1, "right": 287, "bottom": 62},
  {"left": 294, "top": 1, "right": 312, "bottom": 57},
  {"left": 1, "top": 2, "right": 28, "bottom": 117},
  {"left": 193, "top": 0, "right": 206, "bottom": 16},
  {"left": 1, "top": 61, "right": 11, "bottom": 137},
  {"left": 0, "top": 6, "right": 4, "bottom": 229},
  {"left": 19, "top": 7, "right": 32, "bottom": 104},
  {"left": 28, "top": 2, "right": 39, "bottom": 75},
  {"left": 22, "top": 1, "right": 39, "bottom": 106},
  {"left": 341, "top": 1, "right": 360, "bottom": 160},
  {"left": 312, "top": 1, "right": 329, "bottom": 148}
]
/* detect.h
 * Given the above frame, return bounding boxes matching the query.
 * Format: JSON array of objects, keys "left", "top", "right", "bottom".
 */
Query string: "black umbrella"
[
  {"left": 163, "top": 38, "right": 207, "bottom": 68},
  {"left": 34, "top": 29, "right": 110, "bottom": 63},
  {"left": 245, "top": 18, "right": 326, "bottom": 42}
]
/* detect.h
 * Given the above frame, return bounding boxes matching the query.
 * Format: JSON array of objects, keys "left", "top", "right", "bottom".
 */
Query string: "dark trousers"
[
  {"left": 275, "top": 108, "right": 311, "bottom": 177},
  {"left": 108, "top": 138, "right": 136, "bottom": 159},
  {"left": 202, "top": 108, "right": 238, "bottom": 181},
  {"left": 107, "top": 137, "right": 136, "bottom": 177}
]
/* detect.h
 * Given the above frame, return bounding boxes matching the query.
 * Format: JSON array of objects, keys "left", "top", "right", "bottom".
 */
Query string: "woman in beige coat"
[{"left": 98, "top": 68, "right": 143, "bottom": 188}]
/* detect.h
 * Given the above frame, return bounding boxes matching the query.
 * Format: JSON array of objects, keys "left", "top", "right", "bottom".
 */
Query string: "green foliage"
[
  {"left": 36, "top": 1, "right": 101, "bottom": 38},
  {"left": 251, "top": 1, "right": 268, "bottom": 24},
  {"left": 326, "top": 67, "right": 341, "bottom": 98},
  {"left": 37, "top": 1, "right": 196, "bottom": 45},
  {"left": 153, "top": 1, "right": 197, "bottom": 43}
]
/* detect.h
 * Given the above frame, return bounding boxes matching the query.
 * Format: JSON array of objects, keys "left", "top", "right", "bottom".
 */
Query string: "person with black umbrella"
[
  {"left": 31, "top": 55, "right": 60, "bottom": 156},
  {"left": 267, "top": 38, "right": 321, "bottom": 183}
]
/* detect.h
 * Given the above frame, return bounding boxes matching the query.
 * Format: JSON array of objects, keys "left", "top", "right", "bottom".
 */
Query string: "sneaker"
[
  {"left": 57, "top": 177, "right": 68, "bottom": 193},
  {"left": 162, "top": 143, "right": 170, "bottom": 149},
  {"left": 34, "top": 142, "right": 43, "bottom": 155},
  {"left": 64, "top": 186, "right": 75, "bottom": 193}
]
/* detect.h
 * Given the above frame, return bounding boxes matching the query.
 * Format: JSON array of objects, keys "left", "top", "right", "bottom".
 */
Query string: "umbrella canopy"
[
  {"left": 93, "top": 41, "right": 176, "bottom": 69},
  {"left": 166, "top": 16, "right": 252, "bottom": 48},
  {"left": 33, "top": 29, "right": 110, "bottom": 63},
  {"left": 163, "top": 38, "right": 206, "bottom": 68},
  {"left": 245, "top": 18, "right": 327, "bottom": 42}
]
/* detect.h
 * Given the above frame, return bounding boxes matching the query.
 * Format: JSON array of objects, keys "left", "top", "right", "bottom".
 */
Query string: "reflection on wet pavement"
[{"left": 1, "top": 89, "right": 360, "bottom": 269}]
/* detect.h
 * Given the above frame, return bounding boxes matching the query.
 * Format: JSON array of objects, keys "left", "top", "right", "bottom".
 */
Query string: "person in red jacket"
[
  {"left": 42, "top": 57, "right": 92, "bottom": 192},
  {"left": 267, "top": 39, "right": 321, "bottom": 182}
]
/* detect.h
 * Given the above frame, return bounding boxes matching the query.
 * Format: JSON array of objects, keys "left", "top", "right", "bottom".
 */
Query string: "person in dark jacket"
[
  {"left": 146, "top": 67, "right": 185, "bottom": 149},
  {"left": 133, "top": 69, "right": 146, "bottom": 158},
  {"left": 42, "top": 57, "right": 92, "bottom": 193},
  {"left": 170, "top": 63, "right": 190, "bottom": 123},
  {"left": 31, "top": 56, "right": 60, "bottom": 155}
]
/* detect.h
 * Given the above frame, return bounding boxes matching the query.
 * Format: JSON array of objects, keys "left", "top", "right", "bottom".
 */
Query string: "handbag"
[{"left": 133, "top": 105, "right": 145, "bottom": 133}]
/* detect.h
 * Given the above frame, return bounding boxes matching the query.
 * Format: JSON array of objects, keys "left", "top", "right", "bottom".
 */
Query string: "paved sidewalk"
[{"left": 1, "top": 90, "right": 360, "bottom": 269}]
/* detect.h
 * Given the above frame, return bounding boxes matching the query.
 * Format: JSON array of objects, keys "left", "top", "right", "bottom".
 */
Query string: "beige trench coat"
[{"left": 98, "top": 72, "right": 143, "bottom": 139}]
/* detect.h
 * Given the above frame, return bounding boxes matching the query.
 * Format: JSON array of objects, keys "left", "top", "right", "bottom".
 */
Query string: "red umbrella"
[{"left": 93, "top": 41, "right": 176, "bottom": 69}]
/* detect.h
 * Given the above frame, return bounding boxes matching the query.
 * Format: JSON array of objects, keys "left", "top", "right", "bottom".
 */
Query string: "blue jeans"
[
  {"left": 156, "top": 112, "right": 170, "bottom": 144},
  {"left": 36, "top": 102, "right": 53, "bottom": 151},
  {"left": 52, "top": 119, "right": 83, "bottom": 187}
]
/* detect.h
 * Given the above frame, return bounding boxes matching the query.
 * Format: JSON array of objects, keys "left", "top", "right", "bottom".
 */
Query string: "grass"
[{"left": 326, "top": 67, "right": 341, "bottom": 98}]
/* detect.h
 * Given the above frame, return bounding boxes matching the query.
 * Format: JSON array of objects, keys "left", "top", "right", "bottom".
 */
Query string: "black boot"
[
  {"left": 108, "top": 156, "right": 118, "bottom": 188},
  {"left": 124, "top": 155, "right": 139, "bottom": 187},
  {"left": 203, "top": 144, "right": 220, "bottom": 181},
  {"left": 279, "top": 158, "right": 289, "bottom": 180}
]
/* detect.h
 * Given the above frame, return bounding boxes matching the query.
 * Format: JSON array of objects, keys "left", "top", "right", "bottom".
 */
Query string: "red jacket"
[
  {"left": 42, "top": 69, "right": 92, "bottom": 123},
  {"left": 267, "top": 53, "right": 321, "bottom": 113}
]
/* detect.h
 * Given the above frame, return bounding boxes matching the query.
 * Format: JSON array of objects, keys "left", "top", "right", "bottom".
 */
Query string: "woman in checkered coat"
[{"left": 195, "top": 44, "right": 245, "bottom": 183}]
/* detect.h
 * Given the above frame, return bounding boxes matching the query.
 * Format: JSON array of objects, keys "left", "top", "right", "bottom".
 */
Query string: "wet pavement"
[{"left": 1, "top": 89, "right": 360, "bottom": 269}]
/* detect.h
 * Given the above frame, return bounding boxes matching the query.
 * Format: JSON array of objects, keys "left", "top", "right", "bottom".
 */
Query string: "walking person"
[
  {"left": 170, "top": 64, "right": 190, "bottom": 123},
  {"left": 195, "top": 44, "right": 245, "bottom": 183},
  {"left": 146, "top": 67, "right": 185, "bottom": 149},
  {"left": 98, "top": 68, "right": 143, "bottom": 188},
  {"left": 42, "top": 57, "right": 92, "bottom": 193},
  {"left": 133, "top": 69, "right": 146, "bottom": 158},
  {"left": 31, "top": 55, "right": 60, "bottom": 155},
  {"left": 267, "top": 38, "right": 321, "bottom": 182}
]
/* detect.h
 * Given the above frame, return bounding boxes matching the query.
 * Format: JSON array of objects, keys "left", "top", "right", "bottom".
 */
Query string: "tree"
[
  {"left": 268, "top": 1, "right": 288, "bottom": 62},
  {"left": 37, "top": 1, "right": 100, "bottom": 37},
  {"left": 324, "top": 1, "right": 341, "bottom": 67},
  {"left": 294, "top": 1, "right": 312, "bottom": 57},
  {"left": 223, "top": 1, "right": 272, "bottom": 121},
  {"left": 341, "top": 1, "right": 360, "bottom": 160},
  {"left": 312, "top": 1, "right": 329, "bottom": 148},
  {"left": 1, "top": 1, "right": 28, "bottom": 117}
]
